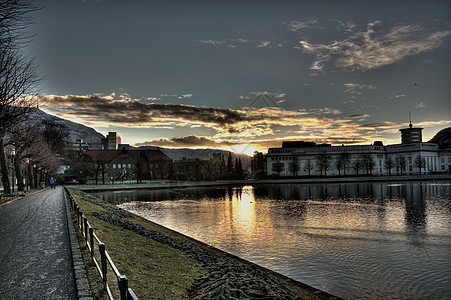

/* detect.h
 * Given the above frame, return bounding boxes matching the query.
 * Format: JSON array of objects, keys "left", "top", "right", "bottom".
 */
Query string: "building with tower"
[{"left": 260, "top": 123, "right": 449, "bottom": 177}]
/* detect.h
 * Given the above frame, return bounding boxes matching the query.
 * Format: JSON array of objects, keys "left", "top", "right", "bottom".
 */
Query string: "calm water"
[{"left": 91, "top": 181, "right": 451, "bottom": 299}]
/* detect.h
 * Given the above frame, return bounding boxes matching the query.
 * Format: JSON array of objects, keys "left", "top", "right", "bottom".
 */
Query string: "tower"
[{"left": 399, "top": 114, "right": 422, "bottom": 144}]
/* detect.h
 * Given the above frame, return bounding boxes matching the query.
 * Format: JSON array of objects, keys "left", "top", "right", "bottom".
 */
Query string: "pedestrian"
[{"left": 49, "top": 177, "right": 55, "bottom": 189}]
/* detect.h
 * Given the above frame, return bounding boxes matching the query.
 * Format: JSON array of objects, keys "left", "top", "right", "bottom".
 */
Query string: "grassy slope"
[
  {"left": 68, "top": 188, "right": 337, "bottom": 300},
  {"left": 68, "top": 188, "right": 203, "bottom": 299}
]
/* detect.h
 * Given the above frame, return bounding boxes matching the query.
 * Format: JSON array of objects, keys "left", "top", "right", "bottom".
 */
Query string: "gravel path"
[{"left": 0, "top": 187, "right": 77, "bottom": 299}]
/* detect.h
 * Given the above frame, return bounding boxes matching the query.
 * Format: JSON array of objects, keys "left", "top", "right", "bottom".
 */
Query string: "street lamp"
[
  {"left": 10, "top": 148, "right": 15, "bottom": 193},
  {"left": 25, "top": 158, "right": 30, "bottom": 191}
]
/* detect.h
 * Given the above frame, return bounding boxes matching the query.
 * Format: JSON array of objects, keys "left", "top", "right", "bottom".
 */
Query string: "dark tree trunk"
[
  {"left": 14, "top": 155, "right": 24, "bottom": 191},
  {"left": 0, "top": 139, "right": 11, "bottom": 194}
]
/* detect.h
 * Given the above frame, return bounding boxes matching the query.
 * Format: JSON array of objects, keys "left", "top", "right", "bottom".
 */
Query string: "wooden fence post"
[
  {"left": 84, "top": 217, "right": 88, "bottom": 240},
  {"left": 118, "top": 275, "right": 128, "bottom": 300},
  {"left": 99, "top": 243, "right": 107, "bottom": 288},
  {"left": 89, "top": 227, "right": 94, "bottom": 258}
]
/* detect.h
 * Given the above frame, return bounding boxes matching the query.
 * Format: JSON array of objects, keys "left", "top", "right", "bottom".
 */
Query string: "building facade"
[
  {"left": 263, "top": 125, "right": 450, "bottom": 177},
  {"left": 83, "top": 149, "right": 172, "bottom": 181},
  {"left": 101, "top": 132, "right": 121, "bottom": 150}
]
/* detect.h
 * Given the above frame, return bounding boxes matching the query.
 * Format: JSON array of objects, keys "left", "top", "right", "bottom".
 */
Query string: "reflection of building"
[
  {"left": 261, "top": 124, "right": 451, "bottom": 177},
  {"left": 101, "top": 132, "right": 121, "bottom": 150}
]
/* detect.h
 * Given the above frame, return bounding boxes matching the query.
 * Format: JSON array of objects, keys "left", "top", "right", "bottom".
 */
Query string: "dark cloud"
[
  {"left": 135, "top": 136, "right": 241, "bottom": 148},
  {"left": 39, "top": 94, "right": 246, "bottom": 126}
]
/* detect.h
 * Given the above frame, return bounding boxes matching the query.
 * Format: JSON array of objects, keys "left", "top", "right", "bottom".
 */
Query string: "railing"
[
  {"left": 0, "top": 191, "right": 27, "bottom": 203},
  {"left": 65, "top": 187, "right": 139, "bottom": 300}
]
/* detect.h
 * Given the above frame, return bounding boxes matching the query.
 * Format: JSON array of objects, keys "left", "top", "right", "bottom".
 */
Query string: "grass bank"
[
  {"left": 67, "top": 188, "right": 339, "bottom": 300},
  {"left": 68, "top": 188, "right": 204, "bottom": 299}
]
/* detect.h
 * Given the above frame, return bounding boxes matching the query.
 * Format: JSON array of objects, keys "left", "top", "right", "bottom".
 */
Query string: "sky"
[{"left": 27, "top": 0, "right": 451, "bottom": 155}]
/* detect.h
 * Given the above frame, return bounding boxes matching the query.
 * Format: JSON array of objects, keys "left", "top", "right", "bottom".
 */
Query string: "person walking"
[{"left": 49, "top": 177, "right": 55, "bottom": 189}]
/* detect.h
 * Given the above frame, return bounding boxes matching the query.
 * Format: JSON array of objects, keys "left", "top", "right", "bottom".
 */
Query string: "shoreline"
[
  {"left": 69, "top": 188, "right": 340, "bottom": 299},
  {"left": 73, "top": 174, "right": 451, "bottom": 192}
]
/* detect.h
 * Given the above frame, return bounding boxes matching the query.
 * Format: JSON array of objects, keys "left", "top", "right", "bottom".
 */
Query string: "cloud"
[
  {"left": 298, "top": 21, "right": 451, "bottom": 74},
  {"left": 38, "top": 94, "right": 246, "bottom": 128},
  {"left": 257, "top": 41, "right": 272, "bottom": 48},
  {"left": 135, "top": 136, "right": 241, "bottom": 148},
  {"left": 282, "top": 19, "right": 318, "bottom": 32},
  {"left": 178, "top": 94, "right": 193, "bottom": 99},
  {"left": 38, "top": 93, "right": 451, "bottom": 153},
  {"left": 198, "top": 38, "right": 251, "bottom": 49},
  {"left": 415, "top": 102, "right": 426, "bottom": 109},
  {"left": 343, "top": 83, "right": 377, "bottom": 95}
]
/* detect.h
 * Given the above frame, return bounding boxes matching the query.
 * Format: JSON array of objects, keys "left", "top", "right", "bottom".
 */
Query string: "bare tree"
[
  {"left": 0, "top": 0, "right": 40, "bottom": 193},
  {"left": 272, "top": 161, "right": 284, "bottom": 176},
  {"left": 335, "top": 156, "right": 343, "bottom": 176},
  {"left": 304, "top": 159, "right": 314, "bottom": 176},
  {"left": 351, "top": 159, "right": 363, "bottom": 175},
  {"left": 363, "top": 153, "right": 375, "bottom": 175},
  {"left": 384, "top": 156, "right": 395, "bottom": 176},
  {"left": 396, "top": 155, "right": 407, "bottom": 175},
  {"left": 339, "top": 152, "right": 350, "bottom": 176},
  {"left": 317, "top": 153, "right": 331, "bottom": 177},
  {"left": 289, "top": 156, "right": 299, "bottom": 177},
  {"left": 414, "top": 155, "right": 426, "bottom": 175}
]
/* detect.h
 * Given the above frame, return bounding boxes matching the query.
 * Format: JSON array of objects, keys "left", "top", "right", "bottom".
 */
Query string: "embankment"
[
  {"left": 73, "top": 174, "right": 451, "bottom": 193},
  {"left": 68, "top": 188, "right": 339, "bottom": 300}
]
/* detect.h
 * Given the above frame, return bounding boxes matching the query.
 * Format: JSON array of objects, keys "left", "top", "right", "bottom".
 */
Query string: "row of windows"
[{"left": 112, "top": 163, "right": 132, "bottom": 169}]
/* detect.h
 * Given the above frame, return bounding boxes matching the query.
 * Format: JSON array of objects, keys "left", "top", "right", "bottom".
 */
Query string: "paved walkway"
[{"left": 0, "top": 187, "right": 77, "bottom": 299}]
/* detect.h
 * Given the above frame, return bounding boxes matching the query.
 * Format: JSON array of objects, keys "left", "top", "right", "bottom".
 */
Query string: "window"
[
  {"left": 113, "top": 164, "right": 116, "bottom": 169},
  {"left": 128, "top": 164, "right": 132, "bottom": 169},
  {"left": 117, "top": 164, "right": 121, "bottom": 169}
]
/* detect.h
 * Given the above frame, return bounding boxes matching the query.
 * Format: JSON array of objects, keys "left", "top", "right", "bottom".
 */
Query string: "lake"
[{"left": 90, "top": 181, "right": 451, "bottom": 299}]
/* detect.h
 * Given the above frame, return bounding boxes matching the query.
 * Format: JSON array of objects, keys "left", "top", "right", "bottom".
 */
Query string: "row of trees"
[
  {"left": 271, "top": 153, "right": 428, "bottom": 177},
  {"left": 0, "top": 1, "right": 58, "bottom": 194},
  {"left": 66, "top": 151, "right": 247, "bottom": 185}
]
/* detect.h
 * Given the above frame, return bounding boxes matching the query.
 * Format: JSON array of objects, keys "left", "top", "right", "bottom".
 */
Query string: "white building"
[{"left": 265, "top": 124, "right": 450, "bottom": 177}]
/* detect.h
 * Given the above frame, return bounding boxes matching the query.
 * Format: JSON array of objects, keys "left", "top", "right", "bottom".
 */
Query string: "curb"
[{"left": 63, "top": 188, "right": 94, "bottom": 299}]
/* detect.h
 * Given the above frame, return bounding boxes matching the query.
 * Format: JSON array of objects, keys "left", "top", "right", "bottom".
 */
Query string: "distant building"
[
  {"left": 67, "top": 138, "right": 89, "bottom": 151},
  {"left": 101, "top": 132, "right": 121, "bottom": 150},
  {"left": 261, "top": 124, "right": 450, "bottom": 177},
  {"left": 82, "top": 149, "right": 172, "bottom": 181}
]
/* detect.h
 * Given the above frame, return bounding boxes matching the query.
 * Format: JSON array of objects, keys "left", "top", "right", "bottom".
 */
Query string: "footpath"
[{"left": 0, "top": 187, "right": 85, "bottom": 299}]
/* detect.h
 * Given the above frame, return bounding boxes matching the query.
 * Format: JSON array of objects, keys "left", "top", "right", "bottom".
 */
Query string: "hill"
[
  {"left": 26, "top": 108, "right": 104, "bottom": 148},
  {"left": 428, "top": 127, "right": 451, "bottom": 147}
]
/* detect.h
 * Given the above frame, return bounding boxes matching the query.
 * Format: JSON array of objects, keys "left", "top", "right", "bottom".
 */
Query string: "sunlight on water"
[{"left": 98, "top": 181, "right": 451, "bottom": 299}]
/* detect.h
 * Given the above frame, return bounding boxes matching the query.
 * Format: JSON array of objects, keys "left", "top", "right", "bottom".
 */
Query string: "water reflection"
[{"left": 92, "top": 181, "right": 451, "bottom": 299}]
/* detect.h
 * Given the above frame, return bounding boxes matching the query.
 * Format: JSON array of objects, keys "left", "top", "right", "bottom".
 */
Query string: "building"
[
  {"left": 101, "top": 132, "right": 121, "bottom": 150},
  {"left": 262, "top": 124, "right": 450, "bottom": 177},
  {"left": 82, "top": 149, "right": 172, "bottom": 182},
  {"left": 67, "top": 139, "right": 90, "bottom": 151}
]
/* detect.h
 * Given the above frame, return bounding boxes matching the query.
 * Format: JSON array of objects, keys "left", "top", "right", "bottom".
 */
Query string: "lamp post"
[
  {"left": 10, "top": 148, "right": 15, "bottom": 193},
  {"left": 33, "top": 164, "right": 36, "bottom": 188},
  {"left": 25, "top": 158, "right": 30, "bottom": 191}
]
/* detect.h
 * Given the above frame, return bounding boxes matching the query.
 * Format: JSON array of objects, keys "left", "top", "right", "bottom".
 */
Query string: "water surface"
[{"left": 91, "top": 181, "right": 451, "bottom": 299}]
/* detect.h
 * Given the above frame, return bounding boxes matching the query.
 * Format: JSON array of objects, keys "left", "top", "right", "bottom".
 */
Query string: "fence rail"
[{"left": 64, "top": 187, "right": 138, "bottom": 300}]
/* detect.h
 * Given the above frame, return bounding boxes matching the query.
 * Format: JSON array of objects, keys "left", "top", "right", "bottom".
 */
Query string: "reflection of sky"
[{"left": 117, "top": 182, "right": 451, "bottom": 299}]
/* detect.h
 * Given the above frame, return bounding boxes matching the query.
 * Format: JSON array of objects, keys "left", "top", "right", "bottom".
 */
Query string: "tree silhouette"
[
  {"left": 414, "top": 155, "right": 426, "bottom": 175},
  {"left": 0, "top": 0, "right": 40, "bottom": 193}
]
